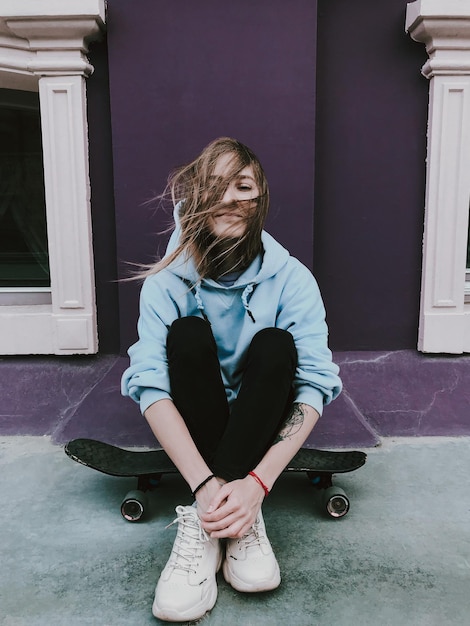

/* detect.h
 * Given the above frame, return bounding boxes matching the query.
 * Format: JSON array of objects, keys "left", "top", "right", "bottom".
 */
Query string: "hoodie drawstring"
[
  {"left": 241, "top": 283, "right": 256, "bottom": 323},
  {"left": 193, "top": 283, "right": 209, "bottom": 322},
  {"left": 180, "top": 278, "right": 209, "bottom": 322}
]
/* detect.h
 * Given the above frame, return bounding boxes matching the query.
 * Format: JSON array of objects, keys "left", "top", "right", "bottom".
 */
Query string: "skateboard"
[{"left": 65, "top": 438, "right": 366, "bottom": 522}]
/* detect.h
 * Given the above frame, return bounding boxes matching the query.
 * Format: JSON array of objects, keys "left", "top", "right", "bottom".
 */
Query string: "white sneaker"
[
  {"left": 223, "top": 509, "right": 281, "bottom": 592},
  {"left": 152, "top": 505, "right": 223, "bottom": 622}
]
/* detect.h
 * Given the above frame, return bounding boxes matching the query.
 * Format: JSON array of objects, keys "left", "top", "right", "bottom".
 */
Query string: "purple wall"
[
  {"left": 314, "top": 0, "right": 429, "bottom": 350},
  {"left": 87, "top": 38, "right": 120, "bottom": 353},
  {"left": 105, "top": 1, "right": 430, "bottom": 355},
  {"left": 106, "top": 0, "right": 318, "bottom": 353}
]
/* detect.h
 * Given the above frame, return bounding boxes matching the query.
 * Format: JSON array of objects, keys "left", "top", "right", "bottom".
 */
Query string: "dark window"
[{"left": 0, "top": 89, "right": 49, "bottom": 288}]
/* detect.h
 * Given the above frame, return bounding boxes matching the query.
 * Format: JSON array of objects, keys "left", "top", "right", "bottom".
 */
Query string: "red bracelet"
[{"left": 248, "top": 471, "right": 270, "bottom": 497}]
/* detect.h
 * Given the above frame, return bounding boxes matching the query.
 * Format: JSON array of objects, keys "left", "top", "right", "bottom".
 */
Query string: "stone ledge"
[{"left": 0, "top": 350, "right": 469, "bottom": 448}]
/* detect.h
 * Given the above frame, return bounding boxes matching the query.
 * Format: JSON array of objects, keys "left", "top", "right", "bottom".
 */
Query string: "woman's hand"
[{"left": 198, "top": 475, "right": 265, "bottom": 538}]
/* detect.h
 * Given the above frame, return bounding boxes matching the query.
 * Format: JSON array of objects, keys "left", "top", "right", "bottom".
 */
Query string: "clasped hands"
[{"left": 196, "top": 475, "right": 265, "bottom": 539}]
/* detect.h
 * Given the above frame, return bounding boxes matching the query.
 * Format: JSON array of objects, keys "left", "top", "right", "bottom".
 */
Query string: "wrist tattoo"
[{"left": 273, "top": 402, "right": 305, "bottom": 444}]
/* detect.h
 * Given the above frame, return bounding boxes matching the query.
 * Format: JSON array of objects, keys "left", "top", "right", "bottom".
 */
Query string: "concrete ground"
[{"left": 1, "top": 436, "right": 469, "bottom": 626}]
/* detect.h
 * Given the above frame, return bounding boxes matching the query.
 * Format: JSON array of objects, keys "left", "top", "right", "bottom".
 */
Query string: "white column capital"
[
  {"left": 406, "top": 0, "right": 470, "bottom": 77},
  {"left": 1, "top": 0, "right": 105, "bottom": 77}
]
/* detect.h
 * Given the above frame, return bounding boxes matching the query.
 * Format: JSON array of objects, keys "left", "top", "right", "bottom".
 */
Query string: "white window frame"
[
  {"left": 406, "top": 0, "right": 470, "bottom": 353},
  {"left": 0, "top": 0, "right": 105, "bottom": 354}
]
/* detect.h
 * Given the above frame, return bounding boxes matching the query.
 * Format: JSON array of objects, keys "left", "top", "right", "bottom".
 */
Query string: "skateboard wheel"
[
  {"left": 121, "top": 490, "right": 148, "bottom": 522},
  {"left": 323, "top": 487, "right": 350, "bottom": 518}
]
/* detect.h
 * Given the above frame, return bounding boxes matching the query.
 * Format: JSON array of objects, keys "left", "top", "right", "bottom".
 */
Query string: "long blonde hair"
[{"left": 138, "top": 137, "right": 270, "bottom": 280}]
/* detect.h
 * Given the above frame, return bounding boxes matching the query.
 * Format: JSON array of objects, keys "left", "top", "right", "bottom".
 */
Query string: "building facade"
[{"left": 0, "top": 0, "right": 469, "bottom": 447}]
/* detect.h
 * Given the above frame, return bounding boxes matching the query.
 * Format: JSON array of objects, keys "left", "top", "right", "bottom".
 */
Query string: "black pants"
[{"left": 166, "top": 316, "right": 297, "bottom": 481}]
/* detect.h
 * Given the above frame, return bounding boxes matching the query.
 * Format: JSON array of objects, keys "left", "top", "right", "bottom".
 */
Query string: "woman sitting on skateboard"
[{"left": 121, "top": 137, "right": 342, "bottom": 622}]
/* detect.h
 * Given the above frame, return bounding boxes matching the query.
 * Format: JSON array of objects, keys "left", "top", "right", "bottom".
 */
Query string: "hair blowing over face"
[{"left": 138, "top": 137, "right": 270, "bottom": 280}]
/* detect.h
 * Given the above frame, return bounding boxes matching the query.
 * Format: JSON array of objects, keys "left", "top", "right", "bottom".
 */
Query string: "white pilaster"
[
  {"left": 39, "top": 75, "right": 96, "bottom": 352},
  {"left": 406, "top": 0, "right": 470, "bottom": 353}
]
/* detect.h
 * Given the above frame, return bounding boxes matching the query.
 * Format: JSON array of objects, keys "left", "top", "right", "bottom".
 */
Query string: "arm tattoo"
[{"left": 273, "top": 402, "right": 306, "bottom": 444}]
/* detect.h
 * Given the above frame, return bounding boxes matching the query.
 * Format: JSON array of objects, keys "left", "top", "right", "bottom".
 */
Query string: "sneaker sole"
[
  {"left": 152, "top": 582, "right": 218, "bottom": 623},
  {"left": 222, "top": 559, "right": 281, "bottom": 593},
  {"left": 152, "top": 549, "right": 223, "bottom": 621}
]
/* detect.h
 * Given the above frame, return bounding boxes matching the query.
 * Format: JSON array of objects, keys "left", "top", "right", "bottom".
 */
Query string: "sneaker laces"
[
  {"left": 165, "top": 506, "right": 210, "bottom": 575},
  {"left": 236, "top": 515, "right": 267, "bottom": 554}
]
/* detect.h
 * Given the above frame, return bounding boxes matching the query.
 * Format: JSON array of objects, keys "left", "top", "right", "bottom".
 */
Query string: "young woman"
[{"left": 121, "top": 137, "right": 342, "bottom": 622}]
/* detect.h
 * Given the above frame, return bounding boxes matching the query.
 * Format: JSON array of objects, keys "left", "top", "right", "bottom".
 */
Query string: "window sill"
[{"left": 0, "top": 304, "right": 95, "bottom": 354}]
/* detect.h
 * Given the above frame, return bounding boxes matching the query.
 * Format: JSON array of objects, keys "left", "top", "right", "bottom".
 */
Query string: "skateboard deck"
[{"left": 65, "top": 438, "right": 366, "bottom": 521}]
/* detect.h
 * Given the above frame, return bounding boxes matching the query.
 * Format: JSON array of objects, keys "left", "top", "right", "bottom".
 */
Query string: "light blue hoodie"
[{"left": 121, "top": 220, "right": 342, "bottom": 417}]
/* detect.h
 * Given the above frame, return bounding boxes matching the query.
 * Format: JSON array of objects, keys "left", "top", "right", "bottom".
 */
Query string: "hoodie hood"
[
  {"left": 163, "top": 203, "right": 290, "bottom": 323},
  {"left": 164, "top": 202, "right": 290, "bottom": 286}
]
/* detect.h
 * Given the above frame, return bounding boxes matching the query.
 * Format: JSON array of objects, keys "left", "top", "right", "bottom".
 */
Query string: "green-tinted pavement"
[{"left": 1, "top": 436, "right": 469, "bottom": 626}]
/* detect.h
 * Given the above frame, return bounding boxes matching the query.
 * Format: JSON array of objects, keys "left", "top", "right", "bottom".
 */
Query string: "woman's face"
[{"left": 207, "top": 153, "right": 260, "bottom": 238}]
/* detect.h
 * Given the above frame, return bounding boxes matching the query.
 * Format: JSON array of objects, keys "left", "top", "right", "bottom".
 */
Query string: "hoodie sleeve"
[
  {"left": 121, "top": 274, "right": 182, "bottom": 415},
  {"left": 276, "top": 259, "right": 342, "bottom": 416}
]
